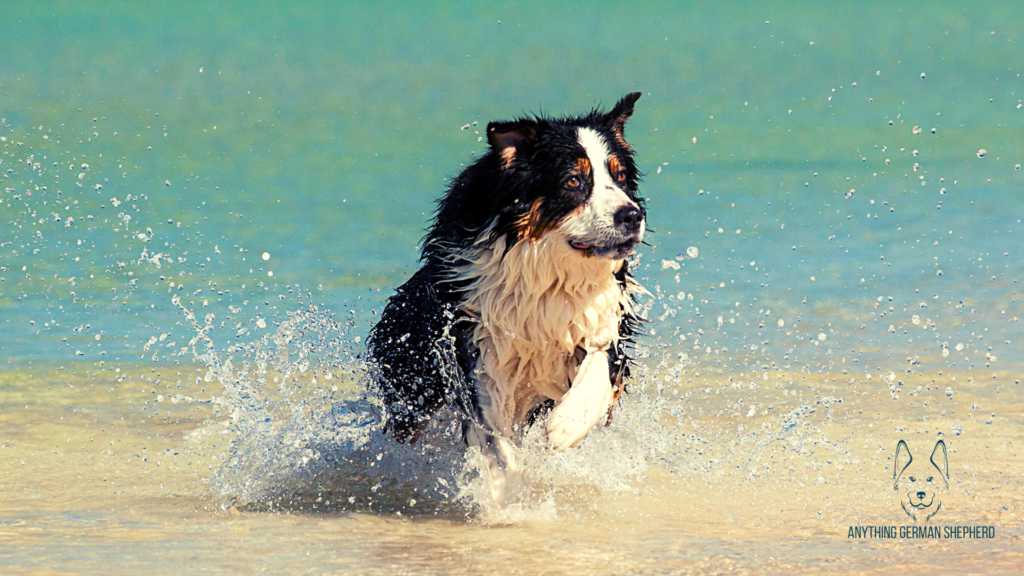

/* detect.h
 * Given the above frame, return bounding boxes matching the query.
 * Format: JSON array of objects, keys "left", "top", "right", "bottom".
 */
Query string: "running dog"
[{"left": 368, "top": 93, "right": 647, "bottom": 501}]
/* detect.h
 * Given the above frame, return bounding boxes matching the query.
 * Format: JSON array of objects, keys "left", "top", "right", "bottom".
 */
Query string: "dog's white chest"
[{"left": 458, "top": 232, "right": 630, "bottom": 430}]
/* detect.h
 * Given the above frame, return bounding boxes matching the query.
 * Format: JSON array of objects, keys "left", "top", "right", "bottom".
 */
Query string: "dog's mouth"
[{"left": 569, "top": 239, "right": 638, "bottom": 258}]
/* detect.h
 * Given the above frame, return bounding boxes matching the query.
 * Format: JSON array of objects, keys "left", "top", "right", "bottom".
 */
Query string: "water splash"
[{"left": 169, "top": 294, "right": 846, "bottom": 521}]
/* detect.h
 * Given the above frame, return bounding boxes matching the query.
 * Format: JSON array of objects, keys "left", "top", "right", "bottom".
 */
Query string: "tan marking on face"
[
  {"left": 609, "top": 156, "right": 622, "bottom": 176},
  {"left": 575, "top": 157, "right": 591, "bottom": 178},
  {"left": 516, "top": 198, "right": 553, "bottom": 241}
]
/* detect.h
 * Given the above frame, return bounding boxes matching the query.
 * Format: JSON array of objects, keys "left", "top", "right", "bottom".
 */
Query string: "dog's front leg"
[
  {"left": 463, "top": 370, "right": 522, "bottom": 505},
  {"left": 546, "top": 348, "right": 614, "bottom": 450},
  {"left": 463, "top": 422, "right": 521, "bottom": 505}
]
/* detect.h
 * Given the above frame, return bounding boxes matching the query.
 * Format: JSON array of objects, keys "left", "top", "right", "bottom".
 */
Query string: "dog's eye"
[
  {"left": 616, "top": 171, "right": 627, "bottom": 183},
  {"left": 566, "top": 176, "right": 581, "bottom": 188}
]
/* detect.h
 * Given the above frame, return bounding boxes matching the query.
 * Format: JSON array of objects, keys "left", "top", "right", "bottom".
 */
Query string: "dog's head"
[
  {"left": 893, "top": 439, "right": 949, "bottom": 522},
  {"left": 476, "top": 92, "right": 645, "bottom": 260}
]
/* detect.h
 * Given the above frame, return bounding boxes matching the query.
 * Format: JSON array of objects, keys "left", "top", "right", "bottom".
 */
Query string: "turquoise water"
[
  {"left": 2, "top": 2, "right": 1023, "bottom": 573},
  {"left": 3, "top": 1, "right": 1021, "bottom": 370}
]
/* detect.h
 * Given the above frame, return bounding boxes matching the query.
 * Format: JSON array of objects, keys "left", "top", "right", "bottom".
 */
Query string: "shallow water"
[{"left": 2, "top": 1, "right": 1024, "bottom": 573}]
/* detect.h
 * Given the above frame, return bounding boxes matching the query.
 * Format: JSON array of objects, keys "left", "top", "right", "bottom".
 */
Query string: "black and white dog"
[{"left": 368, "top": 93, "right": 647, "bottom": 500}]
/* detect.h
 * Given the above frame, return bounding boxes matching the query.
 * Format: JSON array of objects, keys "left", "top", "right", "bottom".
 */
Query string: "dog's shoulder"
[{"left": 368, "top": 263, "right": 474, "bottom": 435}]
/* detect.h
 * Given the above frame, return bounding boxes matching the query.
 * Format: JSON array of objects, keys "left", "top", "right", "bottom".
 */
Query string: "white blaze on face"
[{"left": 562, "top": 127, "right": 642, "bottom": 249}]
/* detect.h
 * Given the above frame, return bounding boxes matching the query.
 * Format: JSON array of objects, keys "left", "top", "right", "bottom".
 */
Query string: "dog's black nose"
[
  {"left": 917, "top": 491, "right": 926, "bottom": 500},
  {"left": 614, "top": 205, "right": 642, "bottom": 232}
]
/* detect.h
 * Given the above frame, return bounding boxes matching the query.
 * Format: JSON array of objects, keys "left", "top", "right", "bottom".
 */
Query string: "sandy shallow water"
[{"left": 3, "top": 364, "right": 1020, "bottom": 575}]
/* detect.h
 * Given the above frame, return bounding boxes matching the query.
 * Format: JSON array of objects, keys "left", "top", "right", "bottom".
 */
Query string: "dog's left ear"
[
  {"left": 930, "top": 440, "right": 949, "bottom": 487},
  {"left": 606, "top": 92, "right": 642, "bottom": 150}
]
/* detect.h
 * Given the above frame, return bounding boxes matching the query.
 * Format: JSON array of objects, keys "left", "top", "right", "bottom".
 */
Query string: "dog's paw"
[{"left": 546, "top": 378, "right": 612, "bottom": 450}]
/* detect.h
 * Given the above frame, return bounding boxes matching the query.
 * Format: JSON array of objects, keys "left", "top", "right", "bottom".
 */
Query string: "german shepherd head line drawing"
[{"left": 893, "top": 439, "right": 949, "bottom": 522}]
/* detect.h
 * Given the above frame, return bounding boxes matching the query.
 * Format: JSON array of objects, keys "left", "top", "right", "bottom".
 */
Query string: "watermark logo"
[
  {"left": 845, "top": 438, "right": 997, "bottom": 539},
  {"left": 893, "top": 439, "right": 948, "bottom": 522}
]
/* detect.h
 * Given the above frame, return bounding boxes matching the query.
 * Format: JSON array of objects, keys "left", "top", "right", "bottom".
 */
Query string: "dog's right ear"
[
  {"left": 487, "top": 119, "right": 538, "bottom": 170},
  {"left": 893, "top": 440, "right": 913, "bottom": 489}
]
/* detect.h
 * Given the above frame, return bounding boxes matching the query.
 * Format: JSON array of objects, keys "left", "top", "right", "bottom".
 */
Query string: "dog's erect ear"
[
  {"left": 930, "top": 440, "right": 949, "bottom": 487},
  {"left": 606, "top": 92, "right": 642, "bottom": 149},
  {"left": 487, "top": 119, "right": 537, "bottom": 169},
  {"left": 893, "top": 440, "right": 913, "bottom": 488}
]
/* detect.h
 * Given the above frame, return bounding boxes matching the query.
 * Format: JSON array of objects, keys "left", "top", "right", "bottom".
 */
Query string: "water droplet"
[
  {"left": 256, "top": 318, "right": 267, "bottom": 329},
  {"left": 920, "top": 72, "right": 927, "bottom": 79},
  {"left": 952, "top": 421, "right": 964, "bottom": 435},
  {"left": 262, "top": 252, "right": 270, "bottom": 261},
  {"left": 817, "top": 333, "right": 827, "bottom": 341},
  {"left": 777, "top": 319, "right": 785, "bottom": 328},
  {"left": 686, "top": 246, "right": 699, "bottom": 258},
  {"left": 977, "top": 149, "right": 987, "bottom": 158}
]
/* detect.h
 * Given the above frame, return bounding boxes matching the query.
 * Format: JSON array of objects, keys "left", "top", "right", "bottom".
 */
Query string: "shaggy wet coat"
[{"left": 367, "top": 94, "right": 647, "bottom": 467}]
